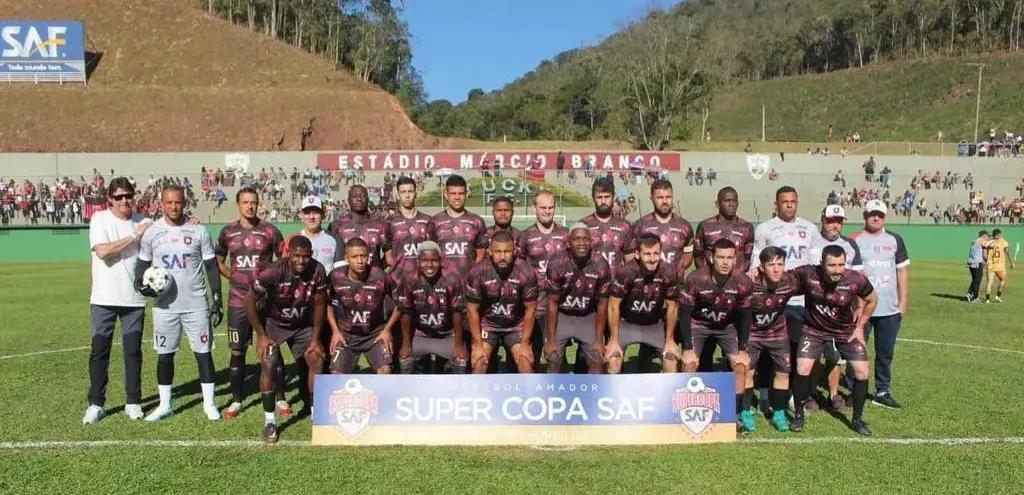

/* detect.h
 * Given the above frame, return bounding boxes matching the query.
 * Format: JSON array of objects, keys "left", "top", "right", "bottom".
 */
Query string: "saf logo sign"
[
  {"left": 631, "top": 300, "right": 656, "bottom": 313},
  {"left": 419, "top": 313, "right": 445, "bottom": 327},
  {"left": 699, "top": 308, "right": 727, "bottom": 322},
  {"left": 1, "top": 25, "right": 69, "bottom": 58},
  {"left": 780, "top": 245, "right": 808, "bottom": 261},
  {"left": 160, "top": 253, "right": 190, "bottom": 270},
  {"left": 672, "top": 377, "right": 722, "bottom": 438},
  {"left": 235, "top": 255, "right": 260, "bottom": 269},
  {"left": 329, "top": 379, "right": 378, "bottom": 437},
  {"left": 444, "top": 241, "right": 468, "bottom": 257},
  {"left": 403, "top": 243, "right": 419, "bottom": 258},
  {"left": 351, "top": 310, "right": 372, "bottom": 325},
  {"left": 755, "top": 312, "right": 779, "bottom": 327},
  {"left": 490, "top": 303, "right": 515, "bottom": 317},
  {"left": 282, "top": 307, "right": 308, "bottom": 320},
  {"left": 563, "top": 295, "right": 591, "bottom": 310}
]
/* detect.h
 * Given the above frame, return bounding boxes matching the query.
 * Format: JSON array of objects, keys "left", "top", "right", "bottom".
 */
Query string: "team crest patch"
[
  {"left": 746, "top": 154, "right": 770, "bottom": 180},
  {"left": 329, "top": 379, "right": 379, "bottom": 437},
  {"left": 672, "top": 377, "right": 721, "bottom": 438}
]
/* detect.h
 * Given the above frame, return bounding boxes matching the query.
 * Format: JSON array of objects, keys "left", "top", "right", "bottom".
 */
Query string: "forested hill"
[{"left": 415, "top": 0, "right": 1024, "bottom": 147}]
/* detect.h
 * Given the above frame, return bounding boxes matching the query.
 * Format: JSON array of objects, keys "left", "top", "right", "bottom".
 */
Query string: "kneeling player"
[
  {"left": 327, "top": 238, "right": 396, "bottom": 375},
  {"left": 543, "top": 223, "right": 612, "bottom": 374},
  {"left": 607, "top": 233, "right": 684, "bottom": 374},
  {"left": 743, "top": 247, "right": 798, "bottom": 432},
  {"left": 246, "top": 236, "right": 328, "bottom": 443},
  {"left": 676, "top": 239, "right": 755, "bottom": 430},
  {"left": 395, "top": 241, "right": 468, "bottom": 374},
  {"left": 134, "top": 185, "right": 223, "bottom": 421},
  {"left": 791, "top": 245, "right": 878, "bottom": 436},
  {"left": 465, "top": 230, "right": 539, "bottom": 373}
]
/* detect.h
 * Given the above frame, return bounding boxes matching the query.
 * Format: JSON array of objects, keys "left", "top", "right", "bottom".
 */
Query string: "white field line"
[
  {"left": 0, "top": 437, "right": 1022, "bottom": 450},
  {"left": 0, "top": 333, "right": 227, "bottom": 361}
]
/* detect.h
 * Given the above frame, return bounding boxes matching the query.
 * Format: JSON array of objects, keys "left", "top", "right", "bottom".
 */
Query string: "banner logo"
[
  {"left": 0, "top": 22, "right": 86, "bottom": 84},
  {"left": 328, "top": 378, "right": 379, "bottom": 437},
  {"left": 672, "top": 376, "right": 721, "bottom": 438},
  {"left": 746, "top": 154, "right": 770, "bottom": 180}
]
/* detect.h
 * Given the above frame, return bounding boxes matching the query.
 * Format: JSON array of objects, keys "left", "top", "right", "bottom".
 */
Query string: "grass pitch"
[{"left": 1, "top": 260, "right": 1023, "bottom": 492}]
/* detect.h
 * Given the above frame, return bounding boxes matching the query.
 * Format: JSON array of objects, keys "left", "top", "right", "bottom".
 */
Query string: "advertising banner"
[
  {"left": 0, "top": 21, "right": 86, "bottom": 83},
  {"left": 316, "top": 150, "right": 681, "bottom": 172},
  {"left": 312, "top": 373, "right": 736, "bottom": 446}
]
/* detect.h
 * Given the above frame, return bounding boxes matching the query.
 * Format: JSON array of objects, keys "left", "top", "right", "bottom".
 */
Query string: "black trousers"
[
  {"left": 967, "top": 265, "right": 984, "bottom": 299},
  {"left": 88, "top": 305, "right": 145, "bottom": 407}
]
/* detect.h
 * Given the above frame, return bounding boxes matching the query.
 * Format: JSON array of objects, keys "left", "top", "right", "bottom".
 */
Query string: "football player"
[
  {"left": 518, "top": 191, "right": 569, "bottom": 371},
  {"left": 326, "top": 238, "right": 396, "bottom": 375},
  {"left": 431, "top": 174, "right": 488, "bottom": 274},
  {"left": 328, "top": 185, "right": 389, "bottom": 271},
  {"left": 694, "top": 186, "right": 754, "bottom": 273}
]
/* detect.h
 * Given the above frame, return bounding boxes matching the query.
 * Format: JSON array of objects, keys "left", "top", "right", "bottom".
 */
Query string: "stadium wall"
[{"left": 0, "top": 224, "right": 1011, "bottom": 263}]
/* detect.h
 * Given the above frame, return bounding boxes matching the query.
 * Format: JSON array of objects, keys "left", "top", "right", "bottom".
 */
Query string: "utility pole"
[{"left": 967, "top": 63, "right": 985, "bottom": 145}]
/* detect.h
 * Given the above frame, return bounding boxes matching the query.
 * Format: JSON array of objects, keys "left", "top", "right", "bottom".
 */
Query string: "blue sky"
[{"left": 404, "top": 0, "right": 682, "bottom": 104}]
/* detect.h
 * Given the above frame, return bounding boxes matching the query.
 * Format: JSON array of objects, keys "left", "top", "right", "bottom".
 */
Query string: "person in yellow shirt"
[{"left": 984, "top": 229, "right": 1014, "bottom": 303}]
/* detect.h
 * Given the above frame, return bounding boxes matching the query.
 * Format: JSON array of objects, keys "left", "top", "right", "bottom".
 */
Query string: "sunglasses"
[{"left": 111, "top": 193, "right": 135, "bottom": 201}]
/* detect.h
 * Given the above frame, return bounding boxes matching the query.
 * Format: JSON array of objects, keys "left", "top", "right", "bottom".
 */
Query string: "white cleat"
[
  {"left": 204, "top": 405, "right": 221, "bottom": 421},
  {"left": 82, "top": 405, "right": 105, "bottom": 425},
  {"left": 145, "top": 406, "right": 174, "bottom": 422},
  {"left": 124, "top": 404, "right": 144, "bottom": 420},
  {"left": 994, "top": 296, "right": 1003, "bottom": 303}
]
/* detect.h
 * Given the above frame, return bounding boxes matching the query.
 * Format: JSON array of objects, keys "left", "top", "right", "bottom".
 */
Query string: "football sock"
[
  {"left": 262, "top": 392, "right": 276, "bottom": 424},
  {"left": 740, "top": 388, "right": 754, "bottom": 413},
  {"left": 195, "top": 352, "right": 215, "bottom": 384},
  {"left": 759, "top": 387, "right": 770, "bottom": 404},
  {"left": 229, "top": 354, "right": 245, "bottom": 403},
  {"left": 157, "top": 353, "right": 174, "bottom": 386},
  {"left": 275, "top": 361, "right": 287, "bottom": 402},
  {"left": 793, "top": 375, "right": 811, "bottom": 416},
  {"left": 157, "top": 384, "right": 172, "bottom": 409},
  {"left": 852, "top": 379, "right": 868, "bottom": 421},
  {"left": 997, "top": 289, "right": 1003, "bottom": 297},
  {"left": 770, "top": 388, "right": 789, "bottom": 412},
  {"left": 200, "top": 383, "right": 216, "bottom": 407}
]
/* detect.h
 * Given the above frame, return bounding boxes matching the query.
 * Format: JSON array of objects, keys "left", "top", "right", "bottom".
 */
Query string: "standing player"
[
  {"left": 607, "top": 234, "right": 685, "bottom": 374},
  {"left": 395, "top": 241, "right": 468, "bottom": 373},
  {"left": 432, "top": 175, "right": 488, "bottom": 274},
  {"left": 748, "top": 186, "right": 821, "bottom": 409},
  {"left": 848, "top": 200, "right": 911, "bottom": 409},
  {"left": 284, "top": 196, "right": 337, "bottom": 271},
  {"left": 694, "top": 186, "right": 755, "bottom": 273},
  {"left": 675, "top": 239, "right": 755, "bottom": 430},
  {"left": 743, "top": 247, "right": 798, "bottom": 432},
  {"left": 245, "top": 236, "right": 328, "bottom": 443},
  {"left": 465, "top": 230, "right": 539, "bottom": 373},
  {"left": 134, "top": 185, "right": 223, "bottom": 421},
  {"left": 215, "top": 187, "right": 287, "bottom": 419},
  {"left": 484, "top": 196, "right": 521, "bottom": 246},
  {"left": 326, "top": 238, "right": 396, "bottom": 375},
  {"left": 385, "top": 176, "right": 435, "bottom": 277},
  {"left": 983, "top": 228, "right": 1013, "bottom": 303},
  {"left": 626, "top": 179, "right": 695, "bottom": 274},
  {"left": 543, "top": 223, "right": 612, "bottom": 374},
  {"left": 791, "top": 246, "right": 878, "bottom": 436},
  {"left": 518, "top": 191, "right": 569, "bottom": 370},
  {"left": 328, "top": 185, "right": 389, "bottom": 270}
]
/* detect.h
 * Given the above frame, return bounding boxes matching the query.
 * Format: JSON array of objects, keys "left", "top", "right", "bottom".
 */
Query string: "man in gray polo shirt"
[
  {"left": 848, "top": 199, "right": 909, "bottom": 409},
  {"left": 966, "top": 230, "right": 989, "bottom": 302}
]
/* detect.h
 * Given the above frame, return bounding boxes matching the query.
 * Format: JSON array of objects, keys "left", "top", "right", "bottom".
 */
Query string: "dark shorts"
[
  {"left": 262, "top": 321, "right": 314, "bottom": 364},
  {"left": 616, "top": 320, "right": 665, "bottom": 356},
  {"left": 330, "top": 334, "right": 392, "bottom": 373},
  {"left": 551, "top": 313, "right": 603, "bottom": 364},
  {"left": 692, "top": 326, "right": 739, "bottom": 360},
  {"left": 747, "top": 338, "right": 791, "bottom": 373},
  {"left": 412, "top": 334, "right": 465, "bottom": 363},
  {"left": 227, "top": 305, "right": 268, "bottom": 350},
  {"left": 796, "top": 332, "right": 867, "bottom": 363},
  {"left": 785, "top": 305, "right": 805, "bottom": 343},
  {"left": 482, "top": 326, "right": 525, "bottom": 350}
]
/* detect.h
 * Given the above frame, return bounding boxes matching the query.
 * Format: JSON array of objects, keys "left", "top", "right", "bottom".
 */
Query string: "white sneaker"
[
  {"left": 124, "top": 404, "right": 144, "bottom": 420},
  {"left": 82, "top": 405, "right": 105, "bottom": 425},
  {"left": 995, "top": 296, "right": 1003, "bottom": 303},
  {"left": 145, "top": 406, "right": 174, "bottom": 422},
  {"left": 204, "top": 405, "right": 221, "bottom": 421}
]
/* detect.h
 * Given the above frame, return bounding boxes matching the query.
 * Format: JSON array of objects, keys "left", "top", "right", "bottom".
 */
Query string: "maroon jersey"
[
  {"left": 395, "top": 270, "right": 465, "bottom": 338},
  {"left": 580, "top": 213, "right": 632, "bottom": 272},
  {"left": 694, "top": 216, "right": 756, "bottom": 273},
  {"left": 627, "top": 213, "right": 695, "bottom": 272},
  {"left": 545, "top": 252, "right": 612, "bottom": 317},
  {"left": 252, "top": 259, "right": 328, "bottom": 330},
  {"left": 464, "top": 259, "right": 538, "bottom": 331},
  {"left": 386, "top": 211, "right": 435, "bottom": 274},
  {"left": 482, "top": 224, "right": 522, "bottom": 247},
  {"left": 792, "top": 265, "right": 874, "bottom": 337},
  {"left": 328, "top": 214, "right": 389, "bottom": 268},
  {"left": 745, "top": 273, "right": 800, "bottom": 340},
  {"left": 517, "top": 224, "right": 569, "bottom": 289},
  {"left": 609, "top": 260, "right": 679, "bottom": 326},
  {"left": 216, "top": 220, "right": 285, "bottom": 308},
  {"left": 329, "top": 266, "right": 394, "bottom": 337},
  {"left": 431, "top": 210, "right": 488, "bottom": 274},
  {"left": 677, "top": 267, "right": 753, "bottom": 330}
]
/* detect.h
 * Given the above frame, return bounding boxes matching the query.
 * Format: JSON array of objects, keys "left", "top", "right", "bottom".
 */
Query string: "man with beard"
[
  {"left": 245, "top": 236, "right": 328, "bottom": 443},
  {"left": 215, "top": 187, "right": 288, "bottom": 419},
  {"left": 675, "top": 239, "right": 755, "bottom": 431},
  {"left": 431, "top": 175, "right": 487, "bottom": 274},
  {"left": 607, "top": 233, "right": 685, "bottom": 374},
  {"left": 743, "top": 247, "right": 799, "bottom": 432},
  {"left": 465, "top": 230, "right": 539, "bottom": 373},
  {"left": 326, "top": 238, "right": 396, "bottom": 375},
  {"left": 385, "top": 176, "right": 435, "bottom": 278},
  {"left": 518, "top": 191, "right": 569, "bottom": 371},
  {"left": 328, "top": 185, "right": 389, "bottom": 271},
  {"left": 790, "top": 245, "right": 878, "bottom": 436},
  {"left": 543, "top": 223, "right": 612, "bottom": 374},
  {"left": 626, "top": 179, "right": 695, "bottom": 275},
  {"left": 694, "top": 187, "right": 755, "bottom": 273},
  {"left": 483, "top": 196, "right": 521, "bottom": 246},
  {"left": 395, "top": 241, "right": 468, "bottom": 374}
]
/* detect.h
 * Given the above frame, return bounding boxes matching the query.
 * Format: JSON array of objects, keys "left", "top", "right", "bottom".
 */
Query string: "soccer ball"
[{"left": 142, "top": 266, "right": 172, "bottom": 294}]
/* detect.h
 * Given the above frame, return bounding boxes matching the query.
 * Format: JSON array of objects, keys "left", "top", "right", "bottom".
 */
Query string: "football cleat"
[
  {"left": 262, "top": 423, "right": 279, "bottom": 444},
  {"left": 738, "top": 410, "right": 758, "bottom": 433},
  {"left": 82, "top": 405, "right": 105, "bottom": 425},
  {"left": 790, "top": 413, "right": 805, "bottom": 432},
  {"left": 204, "top": 405, "right": 221, "bottom": 421},
  {"left": 852, "top": 419, "right": 872, "bottom": 437},
  {"left": 872, "top": 393, "right": 902, "bottom": 410},
  {"left": 771, "top": 410, "right": 790, "bottom": 432},
  {"left": 224, "top": 402, "right": 243, "bottom": 419},
  {"left": 124, "top": 404, "right": 144, "bottom": 420},
  {"left": 145, "top": 406, "right": 174, "bottom": 422},
  {"left": 277, "top": 400, "right": 293, "bottom": 417}
]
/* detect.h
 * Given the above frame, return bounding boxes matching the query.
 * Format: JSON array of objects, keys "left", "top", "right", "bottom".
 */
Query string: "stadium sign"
[
  {"left": 311, "top": 373, "right": 736, "bottom": 446},
  {"left": 316, "top": 151, "right": 681, "bottom": 172},
  {"left": 0, "top": 21, "right": 86, "bottom": 84}
]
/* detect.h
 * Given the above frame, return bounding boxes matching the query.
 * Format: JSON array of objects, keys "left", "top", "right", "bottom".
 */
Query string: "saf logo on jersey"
[
  {"left": 329, "top": 379, "right": 378, "bottom": 437},
  {"left": 351, "top": 310, "right": 372, "bottom": 325},
  {"left": 490, "top": 303, "right": 515, "bottom": 317},
  {"left": 445, "top": 241, "right": 468, "bottom": 257},
  {"left": 755, "top": 311, "right": 779, "bottom": 326},
  {"left": 562, "top": 295, "right": 591, "bottom": 310},
  {"left": 419, "top": 313, "right": 445, "bottom": 327},
  {"left": 672, "top": 377, "right": 721, "bottom": 438},
  {"left": 281, "top": 307, "right": 307, "bottom": 320},
  {"left": 161, "top": 253, "right": 190, "bottom": 270},
  {"left": 235, "top": 255, "right": 260, "bottom": 269},
  {"left": 631, "top": 300, "right": 656, "bottom": 313}
]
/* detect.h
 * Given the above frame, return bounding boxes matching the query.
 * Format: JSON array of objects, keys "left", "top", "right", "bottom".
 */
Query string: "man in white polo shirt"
[{"left": 84, "top": 177, "right": 153, "bottom": 424}]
